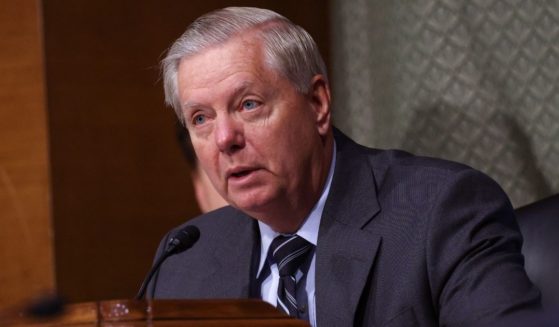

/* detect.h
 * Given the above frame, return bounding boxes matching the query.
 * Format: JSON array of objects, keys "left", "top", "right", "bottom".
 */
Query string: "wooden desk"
[{"left": 0, "top": 299, "right": 309, "bottom": 326}]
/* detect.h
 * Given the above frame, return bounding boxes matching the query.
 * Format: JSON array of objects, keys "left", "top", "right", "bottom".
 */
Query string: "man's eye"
[
  {"left": 242, "top": 100, "right": 260, "bottom": 110},
  {"left": 193, "top": 114, "right": 206, "bottom": 125}
]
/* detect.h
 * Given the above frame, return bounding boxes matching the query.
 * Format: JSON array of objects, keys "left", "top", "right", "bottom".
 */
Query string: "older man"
[{"left": 148, "top": 7, "right": 540, "bottom": 326}]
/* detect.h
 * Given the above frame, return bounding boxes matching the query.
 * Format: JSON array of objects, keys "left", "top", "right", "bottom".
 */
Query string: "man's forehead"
[
  {"left": 181, "top": 80, "right": 258, "bottom": 109},
  {"left": 178, "top": 36, "right": 267, "bottom": 81},
  {"left": 182, "top": 32, "right": 264, "bottom": 66},
  {"left": 176, "top": 37, "right": 283, "bottom": 103}
]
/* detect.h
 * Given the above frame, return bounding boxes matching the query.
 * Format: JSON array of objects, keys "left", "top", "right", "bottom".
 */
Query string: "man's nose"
[{"left": 215, "top": 116, "right": 245, "bottom": 154}]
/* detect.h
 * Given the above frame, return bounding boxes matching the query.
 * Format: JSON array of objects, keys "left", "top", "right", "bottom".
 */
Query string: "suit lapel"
[{"left": 316, "top": 130, "right": 382, "bottom": 326}]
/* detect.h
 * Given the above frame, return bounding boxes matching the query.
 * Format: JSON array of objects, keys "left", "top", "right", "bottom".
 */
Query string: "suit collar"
[
  {"left": 316, "top": 128, "right": 382, "bottom": 326},
  {"left": 322, "top": 128, "right": 381, "bottom": 228}
]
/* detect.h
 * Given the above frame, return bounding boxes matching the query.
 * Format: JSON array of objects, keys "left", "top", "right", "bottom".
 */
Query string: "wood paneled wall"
[
  {"left": 0, "top": 0, "right": 55, "bottom": 307},
  {"left": 0, "top": 0, "right": 329, "bottom": 305}
]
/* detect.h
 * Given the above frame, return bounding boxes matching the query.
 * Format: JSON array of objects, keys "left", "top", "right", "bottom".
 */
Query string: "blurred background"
[{"left": 1, "top": 0, "right": 557, "bottom": 308}]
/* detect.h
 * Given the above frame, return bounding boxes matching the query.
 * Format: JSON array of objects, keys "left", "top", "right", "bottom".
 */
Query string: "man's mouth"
[
  {"left": 227, "top": 167, "right": 259, "bottom": 180},
  {"left": 231, "top": 170, "right": 252, "bottom": 178}
]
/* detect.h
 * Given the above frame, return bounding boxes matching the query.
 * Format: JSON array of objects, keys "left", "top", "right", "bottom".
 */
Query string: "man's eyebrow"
[
  {"left": 230, "top": 81, "right": 255, "bottom": 98},
  {"left": 226, "top": 81, "right": 261, "bottom": 108},
  {"left": 182, "top": 101, "right": 206, "bottom": 111},
  {"left": 181, "top": 81, "right": 257, "bottom": 110}
]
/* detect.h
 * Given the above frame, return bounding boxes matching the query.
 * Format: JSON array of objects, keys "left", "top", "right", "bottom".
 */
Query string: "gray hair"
[{"left": 162, "top": 7, "right": 328, "bottom": 123}]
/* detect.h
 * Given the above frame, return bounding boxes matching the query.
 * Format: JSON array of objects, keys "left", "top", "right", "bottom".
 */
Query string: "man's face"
[{"left": 177, "top": 34, "right": 331, "bottom": 229}]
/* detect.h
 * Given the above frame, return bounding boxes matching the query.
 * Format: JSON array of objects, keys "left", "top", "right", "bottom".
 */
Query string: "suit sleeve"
[{"left": 425, "top": 169, "right": 541, "bottom": 326}]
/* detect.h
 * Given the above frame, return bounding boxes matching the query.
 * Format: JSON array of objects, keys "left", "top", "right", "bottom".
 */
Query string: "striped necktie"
[{"left": 269, "top": 234, "right": 313, "bottom": 317}]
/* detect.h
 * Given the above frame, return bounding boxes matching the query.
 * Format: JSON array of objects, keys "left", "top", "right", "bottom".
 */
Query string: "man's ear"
[{"left": 309, "top": 74, "right": 331, "bottom": 137}]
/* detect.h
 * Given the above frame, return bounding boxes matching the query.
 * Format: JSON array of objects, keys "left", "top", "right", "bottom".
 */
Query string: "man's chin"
[{"left": 227, "top": 195, "right": 276, "bottom": 217}]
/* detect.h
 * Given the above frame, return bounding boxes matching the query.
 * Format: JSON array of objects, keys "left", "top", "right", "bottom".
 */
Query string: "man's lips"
[{"left": 226, "top": 167, "right": 260, "bottom": 179}]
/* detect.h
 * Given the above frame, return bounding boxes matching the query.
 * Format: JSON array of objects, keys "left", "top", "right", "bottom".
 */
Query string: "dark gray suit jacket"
[{"left": 149, "top": 129, "right": 540, "bottom": 326}]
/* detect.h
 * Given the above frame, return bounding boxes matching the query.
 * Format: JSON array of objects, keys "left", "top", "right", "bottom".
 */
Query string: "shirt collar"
[{"left": 258, "top": 141, "right": 337, "bottom": 271}]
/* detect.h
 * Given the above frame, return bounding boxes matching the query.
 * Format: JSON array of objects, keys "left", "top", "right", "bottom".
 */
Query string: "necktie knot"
[{"left": 269, "top": 234, "right": 313, "bottom": 277}]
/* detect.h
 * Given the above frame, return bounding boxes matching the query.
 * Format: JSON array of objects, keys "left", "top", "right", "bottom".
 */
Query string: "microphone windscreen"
[
  {"left": 136, "top": 225, "right": 200, "bottom": 299},
  {"left": 168, "top": 225, "right": 200, "bottom": 254}
]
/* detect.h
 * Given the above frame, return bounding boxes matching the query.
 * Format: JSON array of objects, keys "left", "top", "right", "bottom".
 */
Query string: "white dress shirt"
[{"left": 257, "top": 142, "right": 336, "bottom": 327}]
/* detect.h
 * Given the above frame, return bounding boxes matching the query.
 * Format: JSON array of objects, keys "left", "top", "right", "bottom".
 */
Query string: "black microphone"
[{"left": 136, "top": 225, "right": 200, "bottom": 299}]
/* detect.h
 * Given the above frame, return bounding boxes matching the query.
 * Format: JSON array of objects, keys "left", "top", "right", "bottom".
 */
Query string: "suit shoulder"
[
  {"left": 334, "top": 129, "right": 504, "bottom": 199},
  {"left": 171, "top": 205, "right": 250, "bottom": 236},
  {"left": 365, "top": 147, "right": 472, "bottom": 175},
  {"left": 334, "top": 128, "right": 472, "bottom": 175},
  {"left": 356, "top": 146, "right": 509, "bottom": 205}
]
